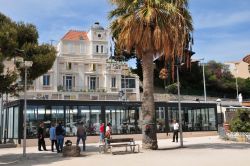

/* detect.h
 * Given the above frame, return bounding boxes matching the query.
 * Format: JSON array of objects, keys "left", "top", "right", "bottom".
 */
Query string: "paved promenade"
[{"left": 0, "top": 136, "right": 250, "bottom": 166}]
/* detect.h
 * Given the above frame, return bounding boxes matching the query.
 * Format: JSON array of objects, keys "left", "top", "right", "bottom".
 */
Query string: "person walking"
[
  {"left": 56, "top": 121, "right": 65, "bottom": 153},
  {"left": 76, "top": 122, "right": 87, "bottom": 151},
  {"left": 105, "top": 123, "right": 112, "bottom": 140},
  {"left": 49, "top": 123, "right": 57, "bottom": 152},
  {"left": 99, "top": 122, "right": 105, "bottom": 144},
  {"left": 37, "top": 122, "right": 47, "bottom": 151},
  {"left": 172, "top": 120, "right": 179, "bottom": 143}
]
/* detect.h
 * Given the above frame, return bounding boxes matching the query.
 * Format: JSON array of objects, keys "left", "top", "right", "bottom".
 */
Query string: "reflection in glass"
[
  {"left": 156, "top": 107, "right": 165, "bottom": 132},
  {"left": 8, "top": 107, "right": 13, "bottom": 138},
  {"left": 13, "top": 107, "right": 19, "bottom": 138},
  {"left": 89, "top": 106, "right": 101, "bottom": 135},
  {"left": 65, "top": 106, "right": 78, "bottom": 136}
]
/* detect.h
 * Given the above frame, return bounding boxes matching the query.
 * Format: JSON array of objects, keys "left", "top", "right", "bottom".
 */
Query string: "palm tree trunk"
[{"left": 141, "top": 52, "right": 158, "bottom": 150}]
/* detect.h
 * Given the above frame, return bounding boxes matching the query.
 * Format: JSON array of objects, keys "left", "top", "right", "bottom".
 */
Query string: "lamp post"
[
  {"left": 176, "top": 63, "right": 184, "bottom": 148},
  {"left": 23, "top": 60, "right": 33, "bottom": 157},
  {"left": 202, "top": 60, "right": 207, "bottom": 102},
  {"left": 0, "top": 94, "right": 3, "bottom": 144},
  {"left": 15, "top": 49, "right": 33, "bottom": 158},
  {"left": 234, "top": 66, "right": 239, "bottom": 99},
  {"left": 196, "top": 58, "right": 207, "bottom": 102}
]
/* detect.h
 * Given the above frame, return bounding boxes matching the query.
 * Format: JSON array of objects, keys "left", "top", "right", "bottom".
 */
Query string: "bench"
[{"left": 99, "top": 138, "right": 140, "bottom": 153}]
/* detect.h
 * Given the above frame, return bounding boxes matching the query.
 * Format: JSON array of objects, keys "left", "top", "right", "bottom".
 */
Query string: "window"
[
  {"left": 111, "top": 77, "right": 116, "bottom": 88},
  {"left": 43, "top": 75, "right": 50, "bottom": 86},
  {"left": 88, "top": 76, "right": 99, "bottom": 90},
  {"left": 91, "top": 64, "right": 96, "bottom": 71},
  {"left": 248, "top": 65, "right": 250, "bottom": 73},
  {"left": 68, "top": 43, "right": 74, "bottom": 53},
  {"left": 80, "top": 43, "right": 85, "bottom": 54},
  {"left": 66, "top": 62, "right": 72, "bottom": 70},
  {"left": 101, "top": 45, "right": 104, "bottom": 53},
  {"left": 96, "top": 45, "right": 99, "bottom": 53},
  {"left": 63, "top": 75, "right": 75, "bottom": 91},
  {"left": 98, "top": 34, "right": 102, "bottom": 38},
  {"left": 121, "top": 76, "right": 136, "bottom": 88}
]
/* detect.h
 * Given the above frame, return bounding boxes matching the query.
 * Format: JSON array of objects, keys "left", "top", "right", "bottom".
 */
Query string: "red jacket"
[{"left": 100, "top": 124, "right": 104, "bottom": 133}]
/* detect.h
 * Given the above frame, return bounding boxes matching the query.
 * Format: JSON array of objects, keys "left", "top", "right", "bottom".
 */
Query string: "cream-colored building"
[
  {"left": 225, "top": 61, "right": 250, "bottom": 79},
  {"left": 26, "top": 22, "right": 140, "bottom": 101}
]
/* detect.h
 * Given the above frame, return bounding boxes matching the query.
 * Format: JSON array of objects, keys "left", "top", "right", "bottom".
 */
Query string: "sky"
[{"left": 0, "top": 0, "right": 250, "bottom": 67}]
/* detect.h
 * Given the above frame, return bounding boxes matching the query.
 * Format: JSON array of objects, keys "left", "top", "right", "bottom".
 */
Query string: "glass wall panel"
[
  {"left": 193, "top": 108, "right": 202, "bottom": 131},
  {"left": 105, "top": 106, "right": 117, "bottom": 133},
  {"left": 89, "top": 106, "right": 101, "bottom": 135},
  {"left": 168, "top": 107, "right": 178, "bottom": 132},
  {"left": 65, "top": 106, "right": 78, "bottom": 136},
  {"left": 27, "top": 106, "right": 38, "bottom": 138},
  {"left": 51, "top": 106, "right": 64, "bottom": 124},
  {"left": 13, "top": 107, "right": 19, "bottom": 138},
  {"left": 7, "top": 107, "right": 13, "bottom": 138},
  {"left": 116, "top": 107, "right": 126, "bottom": 134},
  {"left": 184, "top": 108, "right": 194, "bottom": 131},
  {"left": 79, "top": 106, "right": 90, "bottom": 124},
  {"left": 37, "top": 106, "right": 45, "bottom": 121},
  {"left": 209, "top": 108, "right": 216, "bottom": 130},
  {"left": 201, "top": 108, "right": 209, "bottom": 131},
  {"left": 156, "top": 107, "right": 165, "bottom": 132},
  {"left": 127, "top": 107, "right": 140, "bottom": 134}
]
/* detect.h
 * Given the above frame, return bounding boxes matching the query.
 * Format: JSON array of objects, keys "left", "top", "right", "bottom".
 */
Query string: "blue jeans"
[
  {"left": 57, "top": 135, "right": 64, "bottom": 152},
  {"left": 99, "top": 133, "right": 104, "bottom": 142}
]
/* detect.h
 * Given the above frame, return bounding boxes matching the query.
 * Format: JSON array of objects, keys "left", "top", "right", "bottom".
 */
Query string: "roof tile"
[{"left": 62, "top": 30, "right": 88, "bottom": 41}]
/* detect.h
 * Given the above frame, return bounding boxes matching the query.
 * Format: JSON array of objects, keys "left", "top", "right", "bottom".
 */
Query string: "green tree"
[
  {"left": 0, "top": 12, "right": 56, "bottom": 90},
  {"left": 109, "top": 0, "right": 193, "bottom": 149}
]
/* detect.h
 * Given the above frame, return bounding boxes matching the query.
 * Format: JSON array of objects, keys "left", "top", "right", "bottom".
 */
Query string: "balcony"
[{"left": 57, "top": 85, "right": 107, "bottom": 93}]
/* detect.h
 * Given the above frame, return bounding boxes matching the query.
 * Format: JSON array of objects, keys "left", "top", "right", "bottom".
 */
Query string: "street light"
[
  {"left": 176, "top": 62, "right": 184, "bottom": 148},
  {"left": 234, "top": 66, "right": 239, "bottom": 99},
  {"left": 195, "top": 58, "right": 207, "bottom": 102},
  {"left": 0, "top": 94, "right": 3, "bottom": 144},
  {"left": 15, "top": 49, "right": 33, "bottom": 158}
]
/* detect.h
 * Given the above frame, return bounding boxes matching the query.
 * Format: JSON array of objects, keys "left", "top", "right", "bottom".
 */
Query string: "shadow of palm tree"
[{"left": 157, "top": 142, "right": 250, "bottom": 151}]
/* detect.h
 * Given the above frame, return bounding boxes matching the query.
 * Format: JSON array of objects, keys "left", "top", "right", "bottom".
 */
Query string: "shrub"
[
  {"left": 165, "top": 83, "right": 178, "bottom": 94},
  {"left": 230, "top": 109, "right": 250, "bottom": 132}
]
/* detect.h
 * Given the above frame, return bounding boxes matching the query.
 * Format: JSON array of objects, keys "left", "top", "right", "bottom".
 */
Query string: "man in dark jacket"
[
  {"left": 56, "top": 121, "right": 65, "bottom": 153},
  {"left": 38, "top": 122, "right": 47, "bottom": 151},
  {"left": 76, "top": 122, "right": 87, "bottom": 151}
]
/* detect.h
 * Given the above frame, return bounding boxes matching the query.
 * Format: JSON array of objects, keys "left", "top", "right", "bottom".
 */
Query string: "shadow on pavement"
[
  {"left": 0, "top": 152, "right": 69, "bottom": 166},
  {"left": 185, "top": 143, "right": 250, "bottom": 150},
  {"left": 158, "top": 142, "right": 250, "bottom": 151},
  {"left": 0, "top": 145, "right": 100, "bottom": 166}
]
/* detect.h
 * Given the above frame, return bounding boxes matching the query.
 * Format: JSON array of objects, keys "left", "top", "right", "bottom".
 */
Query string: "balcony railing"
[{"left": 57, "top": 85, "right": 107, "bottom": 93}]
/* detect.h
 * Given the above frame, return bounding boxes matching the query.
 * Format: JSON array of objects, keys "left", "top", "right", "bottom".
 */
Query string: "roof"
[
  {"left": 243, "top": 54, "right": 250, "bottom": 64},
  {"left": 61, "top": 30, "right": 88, "bottom": 41}
]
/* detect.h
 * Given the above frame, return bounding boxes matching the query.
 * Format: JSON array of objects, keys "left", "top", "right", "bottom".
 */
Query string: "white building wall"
[{"left": 26, "top": 23, "right": 140, "bottom": 101}]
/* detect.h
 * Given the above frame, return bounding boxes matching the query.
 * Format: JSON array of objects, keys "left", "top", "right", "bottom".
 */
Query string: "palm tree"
[{"left": 109, "top": 0, "right": 193, "bottom": 149}]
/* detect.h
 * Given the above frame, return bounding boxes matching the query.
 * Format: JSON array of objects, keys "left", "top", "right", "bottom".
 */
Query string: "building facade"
[
  {"left": 2, "top": 100, "right": 218, "bottom": 143},
  {"left": 26, "top": 22, "right": 140, "bottom": 101},
  {"left": 225, "top": 61, "right": 250, "bottom": 79}
]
